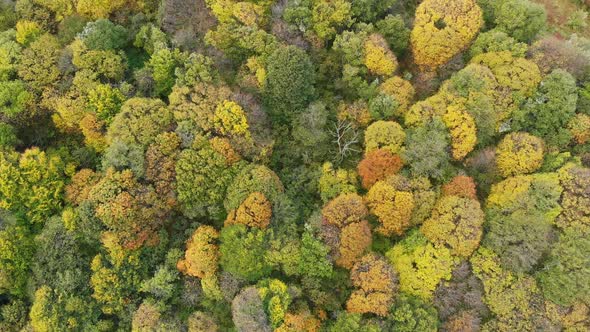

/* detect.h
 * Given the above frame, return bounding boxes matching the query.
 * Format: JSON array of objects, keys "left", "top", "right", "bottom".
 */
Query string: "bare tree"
[{"left": 330, "top": 119, "right": 360, "bottom": 163}]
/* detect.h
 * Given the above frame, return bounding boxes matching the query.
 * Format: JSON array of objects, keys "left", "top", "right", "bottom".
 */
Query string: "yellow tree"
[
  {"left": 442, "top": 104, "right": 477, "bottom": 160},
  {"left": 411, "top": 0, "right": 483, "bottom": 70},
  {"left": 421, "top": 195, "right": 484, "bottom": 258},
  {"left": 366, "top": 179, "right": 415, "bottom": 236},
  {"left": 496, "top": 132, "right": 544, "bottom": 178},
  {"left": 364, "top": 34, "right": 398, "bottom": 77}
]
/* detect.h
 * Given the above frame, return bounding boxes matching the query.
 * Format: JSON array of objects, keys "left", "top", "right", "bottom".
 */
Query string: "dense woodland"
[{"left": 0, "top": 0, "right": 589, "bottom": 331}]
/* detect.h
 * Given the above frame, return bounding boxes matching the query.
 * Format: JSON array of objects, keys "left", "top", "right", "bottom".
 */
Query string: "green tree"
[
  {"left": 264, "top": 46, "right": 315, "bottom": 123},
  {"left": 79, "top": 19, "right": 127, "bottom": 50},
  {"left": 537, "top": 230, "right": 590, "bottom": 306},
  {"left": 493, "top": 0, "right": 546, "bottom": 42},
  {"left": 388, "top": 293, "right": 439, "bottom": 332},
  {"left": 512, "top": 69, "right": 578, "bottom": 149},
  {"left": 219, "top": 224, "right": 272, "bottom": 282}
]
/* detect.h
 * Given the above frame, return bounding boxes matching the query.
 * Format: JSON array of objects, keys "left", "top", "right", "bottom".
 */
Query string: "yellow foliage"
[
  {"left": 364, "top": 34, "right": 398, "bottom": 77},
  {"left": 76, "top": 0, "right": 126, "bottom": 19},
  {"left": 366, "top": 180, "right": 415, "bottom": 236},
  {"left": 386, "top": 231, "right": 455, "bottom": 299},
  {"left": 379, "top": 76, "right": 415, "bottom": 116},
  {"left": 15, "top": 20, "right": 42, "bottom": 46},
  {"left": 80, "top": 113, "right": 108, "bottom": 152},
  {"left": 442, "top": 104, "right": 477, "bottom": 160},
  {"left": 420, "top": 195, "right": 484, "bottom": 257},
  {"left": 496, "top": 132, "right": 544, "bottom": 178},
  {"left": 411, "top": 0, "right": 483, "bottom": 70},
  {"left": 225, "top": 192, "right": 272, "bottom": 229},
  {"left": 470, "top": 51, "right": 541, "bottom": 98},
  {"left": 177, "top": 225, "right": 220, "bottom": 279},
  {"left": 213, "top": 100, "right": 251, "bottom": 139},
  {"left": 364, "top": 120, "right": 405, "bottom": 154},
  {"left": 405, "top": 91, "right": 455, "bottom": 127}
]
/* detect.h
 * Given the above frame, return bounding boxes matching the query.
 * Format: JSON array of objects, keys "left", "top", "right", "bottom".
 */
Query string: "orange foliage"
[
  {"left": 225, "top": 192, "right": 272, "bottom": 229},
  {"left": 442, "top": 175, "right": 477, "bottom": 200},
  {"left": 337, "top": 220, "right": 372, "bottom": 269},
  {"left": 177, "top": 225, "right": 220, "bottom": 278},
  {"left": 346, "top": 253, "right": 398, "bottom": 316},
  {"left": 66, "top": 169, "right": 100, "bottom": 206},
  {"left": 322, "top": 193, "right": 368, "bottom": 227},
  {"left": 358, "top": 148, "right": 404, "bottom": 189}
]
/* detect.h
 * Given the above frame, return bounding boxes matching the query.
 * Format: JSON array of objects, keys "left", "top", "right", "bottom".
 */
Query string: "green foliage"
[
  {"left": 219, "top": 224, "right": 272, "bottom": 282},
  {"left": 493, "top": 0, "right": 546, "bottom": 42},
  {"left": 468, "top": 29, "right": 528, "bottom": 59},
  {"left": 402, "top": 119, "right": 453, "bottom": 181},
  {"left": 298, "top": 231, "right": 333, "bottom": 278},
  {"left": 0, "top": 224, "right": 34, "bottom": 297},
  {"left": 0, "top": 80, "right": 32, "bottom": 118},
  {"left": 537, "top": 230, "right": 590, "bottom": 306},
  {"left": 79, "top": 19, "right": 127, "bottom": 50},
  {"left": 388, "top": 294, "right": 439, "bottom": 332},
  {"left": 264, "top": 46, "right": 315, "bottom": 123},
  {"left": 512, "top": 69, "right": 578, "bottom": 149},
  {"left": 375, "top": 15, "right": 410, "bottom": 56}
]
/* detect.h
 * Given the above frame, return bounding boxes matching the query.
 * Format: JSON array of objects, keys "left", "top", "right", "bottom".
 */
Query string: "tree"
[
  {"left": 411, "top": 0, "right": 483, "bottom": 70},
  {"left": 257, "top": 279, "right": 292, "bottom": 328},
  {"left": 433, "top": 262, "right": 488, "bottom": 328},
  {"left": 493, "top": 0, "right": 546, "bottom": 42},
  {"left": 87, "top": 84, "right": 125, "bottom": 125},
  {"left": 176, "top": 140, "right": 243, "bottom": 220},
  {"left": 402, "top": 119, "right": 454, "bottom": 181},
  {"left": 322, "top": 193, "right": 367, "bottom": 228},
  {"left": 318, "top": 162, "right": 357, "bottom": 203},
  {"left": 224, "top": 164, "right": 285, "bottom": 213},
  {"left": 537, "top": 230, "right": 590, "bottom": 306},
  {"left": 346, "top": 253, "right": 398, "bottom": 316},
  {"left": 264, "top": 46, "right": 315, "bottom": 123},
  {"left": 363, "top": 34, "right": 397, "bottom": 77},
  {"left": 107, "top": 98, "right": 173, "bottom": 149},
  {"left": 219, "top": 225, "right": 271, "bottom": 282},
  {"left": 470, "top": 247, "right": 550, "bottom": 331},
  {"left": 557, "top": 164, "right": 590, "bottom": 233},
  {"left": 17, "top": 33, "right": 60, "bottom": 89},
  {"left": 512, "top": 69, "right": 578, "bottom": 149},
  {"left": 0, "top": 224, "right": 34, "bottom": 297},
  {"left": 177, "top": 225, "right": 220, "bottom": 279},
  {"left": 442, "top": 104, "right": 477, "bottom": 160},
  {"left": 468, "top": 29, "right": 528, "bottom": 59},
  {"left": 232, "top": 286, "right": 271, "bottom": 332},
  {"left": 379, "top": 76, "right": 415, "bottom": 116},
  {"left": 388, "top": 293, "right": 439, "bottom": 332},
  {"left": 375, "top": 15, "right": 410, "bottom": 56},
  {"left": 364, "top": 121, "right": 405, "bottom": 154},
  {"left": 78, "top": 19, "right": 127, "bottom": 50},
  {"left": 76, "top": 0, "right": 126, "bottom": 20},
  {"left": 442, "top": 175, "right": 477, "bottom": 199},
  {"left": 88, "top": 168, "right": 169, "bottom": 249},
  {"left": 0, "top": 80, "right": 32, "bottom": 118},
  {"left": 148, "top": 48, "right": 186, "bottom": 97},
  {"left": 15, "top": 20, "right": 41, "bottom": 46},
  {"left": 225, "top": 192, "right": 272, "bottom": 229},
  {"left": 386, "top": 230, "right": 455, "bottom": 299},
  {"left": 366, "top": 179, "right": 415, "bottom": 236},
  {"left": 188, "top": 311, "right": 219, "bottom": 332},
  {"left": 421, "top": 195, "right": 484, "bottom": 258},
  {"left": 0, "top": 148, "right": 66, "bottom": 224},
  {"left": 327, "top": 312, "right": 380, "bottom": 332},
  {"left": 213, "top": 100, "right": 251, "bottom": 139},
  {"left": 298, "top": 231, "right": 333, "bottom": 279},
  {"left": 495, "top": 132, "right": 544, "bottom": 177},
  {"left": 358, "top": 148, "right": 403, "bottom": 189}
]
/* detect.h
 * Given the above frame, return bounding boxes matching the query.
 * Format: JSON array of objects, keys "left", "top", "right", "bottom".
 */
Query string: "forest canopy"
[{"left": 1, "top": 0, "right": 590, "bottom": 331}]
